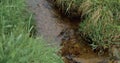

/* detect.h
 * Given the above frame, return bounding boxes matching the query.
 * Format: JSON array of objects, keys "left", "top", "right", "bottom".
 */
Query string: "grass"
[
  {"left": 79, "top": 0, "right": 120, "bottom": 48},
  {"left": 0, "top": 0, "right": 63, "bottom": 63},
  {"left": 52, "top": 0, "right": 120, "bottom": 57}
]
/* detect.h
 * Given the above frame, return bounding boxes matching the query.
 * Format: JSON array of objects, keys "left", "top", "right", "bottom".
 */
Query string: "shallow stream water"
[{"left": 26, "top": 0, "right": 109, "bottom": 63}]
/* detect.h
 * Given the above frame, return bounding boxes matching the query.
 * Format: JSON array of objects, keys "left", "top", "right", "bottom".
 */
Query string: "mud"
[{"left": 26, "top": 0, "right": 114, "bottom": 63}]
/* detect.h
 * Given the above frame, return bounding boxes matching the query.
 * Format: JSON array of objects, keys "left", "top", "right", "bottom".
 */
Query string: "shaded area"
[
  {"left": 26, "top": 0, "right": 112, "bottom": 63},
  {"left": 59, "top": 28, "right": 109, "bottom": 63}
]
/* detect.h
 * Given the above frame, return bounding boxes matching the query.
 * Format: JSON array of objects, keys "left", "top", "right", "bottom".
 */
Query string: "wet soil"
[{"left": 26, "top": 0, "right": 116, "bottom": 63}]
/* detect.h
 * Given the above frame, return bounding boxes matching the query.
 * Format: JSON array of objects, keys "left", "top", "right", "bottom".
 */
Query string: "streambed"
[{"left": 26, "top": 0, "right": 110, "bottom": 63}]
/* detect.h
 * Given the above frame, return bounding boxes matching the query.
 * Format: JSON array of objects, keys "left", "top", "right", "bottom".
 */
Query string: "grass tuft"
[{"left": 0, "top": 0, "right": 63, "bottom": 63}]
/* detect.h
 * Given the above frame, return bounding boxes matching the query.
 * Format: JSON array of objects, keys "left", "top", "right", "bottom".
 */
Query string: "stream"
[{"left": 26, "top": 0, "right": 109, "bottom": 63}]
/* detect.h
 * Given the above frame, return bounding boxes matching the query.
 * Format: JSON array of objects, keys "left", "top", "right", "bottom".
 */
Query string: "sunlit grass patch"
[
  {"left": 0, "top": 35, "right": 63, "bottom": 63},
  {"left": 0, "top": 0, "right": 63, "bottom": 63}
]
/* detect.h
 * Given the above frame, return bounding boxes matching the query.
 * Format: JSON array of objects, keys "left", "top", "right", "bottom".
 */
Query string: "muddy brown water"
[{"left": 26, "top": 0, "right": 110, "bottom": 63}]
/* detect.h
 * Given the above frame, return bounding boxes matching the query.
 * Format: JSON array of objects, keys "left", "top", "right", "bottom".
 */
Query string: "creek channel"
[{"left": 26, "top": 0, "right": 109, "bottom": 63}]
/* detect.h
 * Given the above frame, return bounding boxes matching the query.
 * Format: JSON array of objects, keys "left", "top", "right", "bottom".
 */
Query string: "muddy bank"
[
  {"left": 26, "top": 0, "right": 112, "bottom": 63},
  {"left": 59, "top": 29, "right": 110, "bottom": 63}
]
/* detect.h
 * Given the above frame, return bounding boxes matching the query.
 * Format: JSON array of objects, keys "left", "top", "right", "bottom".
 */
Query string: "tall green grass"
[
  {"left": 79, "top": 0, "right": 120, "bottom": 50},
  {"left": 0, "top": 0, "right": 63, "bottom": 63}
]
